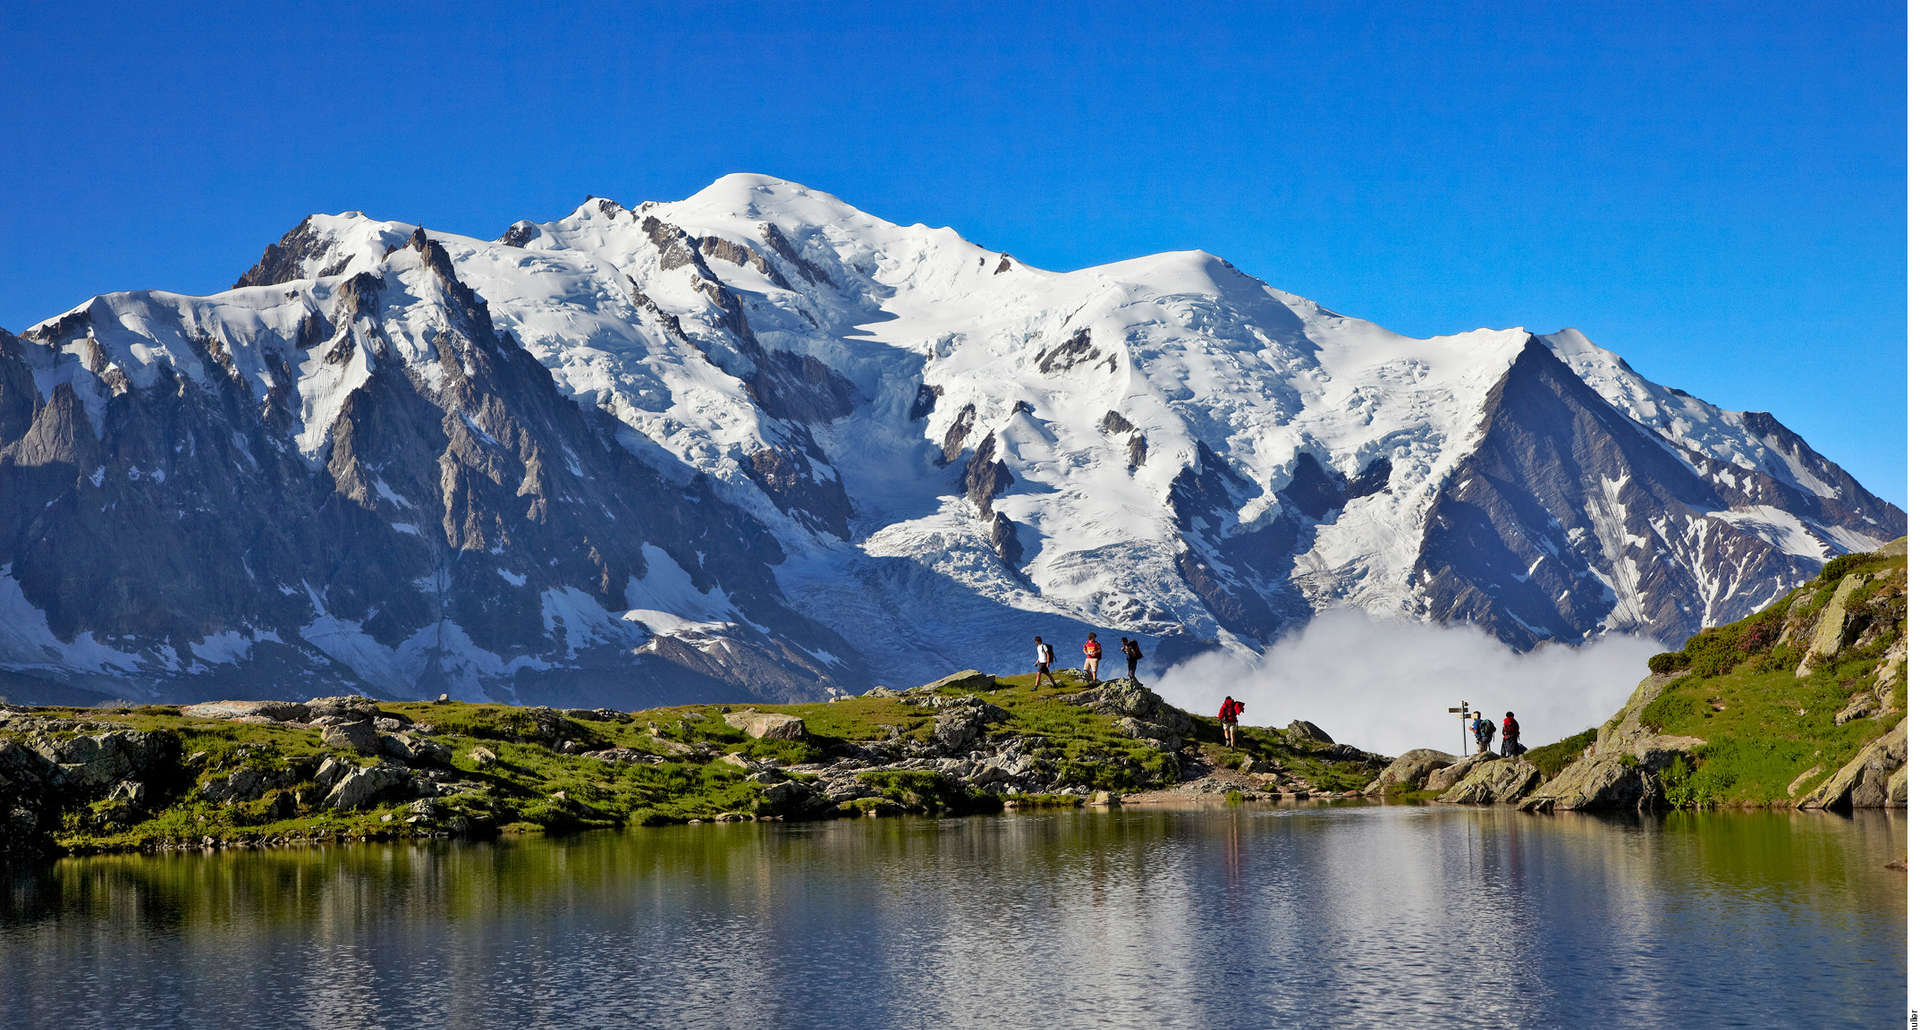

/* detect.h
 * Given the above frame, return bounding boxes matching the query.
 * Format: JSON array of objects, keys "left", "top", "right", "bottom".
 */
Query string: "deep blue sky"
[{"left": 2, "top": 1, "right": 1905, "bottom": 504}]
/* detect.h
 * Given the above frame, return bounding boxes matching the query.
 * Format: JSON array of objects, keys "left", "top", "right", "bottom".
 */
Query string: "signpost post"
[{"left": 1446, "top": 701, "right": 1471, "bottom": 756}]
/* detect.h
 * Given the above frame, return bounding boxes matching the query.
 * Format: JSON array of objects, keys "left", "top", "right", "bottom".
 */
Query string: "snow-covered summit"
[{"left": 0, "top": 174, "right": 1901, "bottom": 702}]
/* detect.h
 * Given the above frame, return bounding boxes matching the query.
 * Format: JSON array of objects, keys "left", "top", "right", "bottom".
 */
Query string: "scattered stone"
[
  {"left": 1424, "top": 753, "right": 1495, "bottom": 792},
  {"left": 322, "top": 722, "right": 380, "bottom": 755},
  {"left": 585, "top": 747, "right": 650, "bottom": 764},
  {"left": 1284, "top": 720, "right": 1334, "bottom": 745},
  {"left": 723, "top": 710, "right": 807, "bottom": 740},
  {"left": 469, "top": 747, "right": 498, "bottom": 768},
  {"left": 919, "top": 669, "right": 996, "bottom": 692}
]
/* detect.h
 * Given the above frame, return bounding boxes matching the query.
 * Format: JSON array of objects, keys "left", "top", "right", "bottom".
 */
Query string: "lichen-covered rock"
[
  {"left": 1364, "top": 748, "right": 1455, "bottom": 795},
  {"left": 325, "top": 765, "right": 409, "bottom": 810},
  {"left": 41, "top": 730, "right": 179, "bottom": 791},
  {"left": 1797, "top": 572, "right": 1869, "bottom": 677},
  {"left": 919, "top": 670, "right": 995, "bottom": 692},
  {"left": 932, "top": 698, "right": 1011, "bottom": 752},
  {"left": 1284, "top": 720, "right": 1334, "bottom": 746},
  {"left": 181, "top": 700, "right": 311, "bottom": 723},
  {"left": 1800, "top": 718, "right": 1907, "bottom": 811},
  {"left": 1436, "top": 757, "right": 1539, "bottom": 804},
  {"left": 1521, "top": 673, "right": 1704, "bottom": 812},
  {"left": 1070, "top": 681, "right": 1193, "bottom": 737},
  {"left": 723, "top": 710, "right": 807, "bottom": 740},
  {"left": 1424, "top": 753, "right": 1495, "bottom": 792},
  {"left": 322, "top": 721, "right": 380, "bottom": 755}
]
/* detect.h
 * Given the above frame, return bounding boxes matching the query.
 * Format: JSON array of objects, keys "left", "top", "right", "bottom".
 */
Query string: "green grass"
[
  {"left": 1527, "top": 728, "right": 1598, "bottom": 782},
  {"left": 10, "top": 670, "right": 1391, "bottom": 854},
  {"left": 1631, "top": 548, "right": 1906, "bottom": 806}
]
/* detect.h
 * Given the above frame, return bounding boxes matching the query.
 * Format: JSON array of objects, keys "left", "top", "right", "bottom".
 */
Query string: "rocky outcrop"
[
  {"left": 1424, "top": 752, "right": 1495, "bottom": 792},
  {"left": 1520, "top": 674, "right": 1704, "bottom": 812},
  {"left": 1797, "top": 572, "right": 1870, "bottom": 677},
  {"left": 1800, "top": 718, "right": 1907, "bottom": 811},
  {"left": 1364, "top": 748, "right": 1456, "bottom": 795},
  {"left": 1436, "top": 757, "right": 1539, "bottom": 804}
]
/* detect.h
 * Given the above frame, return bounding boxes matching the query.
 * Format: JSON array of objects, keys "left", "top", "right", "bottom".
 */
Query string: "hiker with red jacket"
[
  {"left": 1500, "top": 711, "right": 1525, "bottom": 757},
  {"left": 1081, "top": 632, "right": 1102, "bottom": 682},
  {"left": 1032, "top": 635, "right": 1058, "bottom": 688},
  {"left": 1220, "top": 695, "right": 1245, "bottom": 749}
]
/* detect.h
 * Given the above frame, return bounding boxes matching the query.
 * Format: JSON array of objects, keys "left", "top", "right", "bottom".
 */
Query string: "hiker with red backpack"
[
  {"left": 1219, "top": 695, "right": 1245, "bottom": 749},
  {"left": 1033, "top": 635, "right": 1058, "bottom": 688},
  {"left": 1081, "top": 632, "right": 1103, "bottom": 682},
  {"left": 1501, "top": 711, "right": 1525, "bottom": 757}
]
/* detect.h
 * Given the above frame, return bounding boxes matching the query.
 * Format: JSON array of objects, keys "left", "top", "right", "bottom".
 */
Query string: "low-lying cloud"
[{"left": 1153, "top": 608, "right": 1663, "bottom": 758}]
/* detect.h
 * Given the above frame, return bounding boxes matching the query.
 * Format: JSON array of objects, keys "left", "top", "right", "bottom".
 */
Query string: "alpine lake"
[{"left": 0, "top": 803, "right": 1903, "bottom": 1029}]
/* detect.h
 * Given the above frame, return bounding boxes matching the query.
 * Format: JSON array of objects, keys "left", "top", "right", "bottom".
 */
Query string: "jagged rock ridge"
[{"left": 0, "top": 174, "right": 1902, "bottom": 703}]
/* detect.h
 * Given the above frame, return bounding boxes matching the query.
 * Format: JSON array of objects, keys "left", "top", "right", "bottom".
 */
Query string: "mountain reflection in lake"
[{"left": 0, "top": 806, "right": 1903, "bottom": 1029}]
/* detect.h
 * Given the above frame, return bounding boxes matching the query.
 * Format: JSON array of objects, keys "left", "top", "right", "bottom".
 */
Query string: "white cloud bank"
[{"left": 1153, "top": 607, "right": 1663, "bottom": 759}]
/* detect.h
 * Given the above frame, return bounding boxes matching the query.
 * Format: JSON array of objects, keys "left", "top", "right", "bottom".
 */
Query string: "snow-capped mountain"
[{"left": 0, "top": 174, "right": 1901, "bottom": 704}]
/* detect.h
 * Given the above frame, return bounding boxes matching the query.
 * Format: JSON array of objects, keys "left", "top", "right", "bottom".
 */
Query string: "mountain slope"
[{"left": 0, "top": 174, "right": 1902, "bottom": 701}]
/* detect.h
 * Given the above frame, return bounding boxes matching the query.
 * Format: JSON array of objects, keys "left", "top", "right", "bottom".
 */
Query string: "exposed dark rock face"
[
  {"left": 1099, "top": 411, "right": 1134, "bottom": 435},
  {"left": 940, "top": 404, "right": 976, "bottom": 464},
  {"left": 1412, "top": 337, "right": 1897, "bottom": 648},
  {"left": 234, "top": 216, "right": 341, "bottom": 288},
  {"left": 964, "top": 434, "right": 1013, "bottom": 518},
  {"left": 743, "top": 444, "right": 854, "bottom": 540},
  {"left": 699, "top": 235, "right": 793, "bottom": 290},
  {"left": 0, "top": 234, "right": 864, "bottom": 707},
  {"left": 499, "top": 221, "right": 537, "bottom": 247},
  {"left": 1283, "top": 453, "right": 1393, "bottom": 520},
  {"left": 909, "top": 384, "right": 941, "bottom": 421},
  {"left": 758, "top": 224, "right": 834, "bottom": 286},
  {"left": 1037, "top": 328, "right": 1101, "bottom": 373}
]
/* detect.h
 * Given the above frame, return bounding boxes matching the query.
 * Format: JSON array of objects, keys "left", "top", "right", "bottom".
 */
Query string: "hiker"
[
  {"left": 1032, "top": 635, "right": 1058, "bottom": 688},
  {"left": 1500, "top": 711, "right": 1525, "bottom": 757},
  {"left": 1472, "top": 710, "right": 1494, "bottom": 754},
  {"left": 1082, "top": 632, "right": 1102, "bottom": 682},
  {"left": 1121, "top": 637, "right": 1143, "bottom": 682},
  {"left": 1219, "top": 695, "right": 1245, "bottom": 749}
]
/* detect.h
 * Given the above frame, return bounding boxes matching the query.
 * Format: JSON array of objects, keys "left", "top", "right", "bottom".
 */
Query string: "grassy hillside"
[{"left": 1633, "top": 547, "right": 1906, "bottom": 807}]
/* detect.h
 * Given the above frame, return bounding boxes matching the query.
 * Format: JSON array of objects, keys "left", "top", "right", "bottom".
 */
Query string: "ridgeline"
[{"left": 0, "top": 672, "right": 1384, "bottom": 860}]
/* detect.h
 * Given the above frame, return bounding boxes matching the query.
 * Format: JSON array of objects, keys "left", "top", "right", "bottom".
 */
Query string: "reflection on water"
[{"left": 0, "top": 807, "right": 1903, "bottom": 1029}]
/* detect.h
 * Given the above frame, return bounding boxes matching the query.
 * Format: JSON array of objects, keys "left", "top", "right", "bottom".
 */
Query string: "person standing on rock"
[
  {"left": 1082, "top": 632, "right": 1102, "bottom": 682},
  {"left": 1033, "top": 635, "right": 1058, "bottom": 688},
  {"left": 1121, "top": 637, "right": 1143, "bottom": 682},
  {"left": 1472, "top": 711, "right": 1494, "bottom": 754},
  {"left": 1500, "top": 711, "right": 1523, "bottom": 757},
  {"left": 1219, "top": 695, "right": 1244, "bottom": 749}
]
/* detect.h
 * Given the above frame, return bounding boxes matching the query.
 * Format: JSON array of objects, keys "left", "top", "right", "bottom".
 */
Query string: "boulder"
[
  {"left": 1114, "top": 716, "right": 1182, "bottom": 751},
  {"left": 325, "top": 764, "right": 410, "bottom": 810},
  {"left": 201, "top": 766, "right": 269, "bottom": 804},
  {"left": 564, "top": 707, "right": 630, "bottom": 723},
  {"left": 468, "top": 746, "right": 498, "bottom": 768},
  {"left": 918, "top": 670, "right": 996, "bottom": 692},
  {"left": 1800, "top": 718, "right": 1907, "bottom": 811},
  {"left": 181, "top": 700, "right": 311, "bottom": 723},
  {"left": 723, "top": 710, "right": 808, "bottom": 740},
  {"left": 758, "top": 779, "right": 825, "bottom": 816},
  {"left": 1436, "top": 758, "right": 1540, "bottom": 804},
  {"left": 1363, "top": 748, "right": 1456, "bottom": 795},
  {"left": 1797, "top": 572, "right": 1868, "bottom": 677},
  {"left": 313, "top": 757, "right": 349, "bottom": 788},
  {"left": 1071, "top": 681, "right": 1193, "bottom": 736},
  {"left": 322, "top": 721, "right": 380, "bottom": 755},
  {"left": 1284, "top": 720, "right": 1334, "bottom": 745},
  {"left": 1424, "top": 753, "right": 1495, "bottom": 792}
]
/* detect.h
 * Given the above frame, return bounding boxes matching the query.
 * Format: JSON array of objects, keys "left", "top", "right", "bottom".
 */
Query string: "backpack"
[
  {"left": 1042, "top": 644, "right": 1054, "bottom": 664},
  {"left": 1123, "top": 640, "right": 1141, "bottom": 659}
]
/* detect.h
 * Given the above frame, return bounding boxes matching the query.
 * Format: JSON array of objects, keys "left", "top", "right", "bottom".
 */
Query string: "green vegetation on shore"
[{"left": 0, "top": 673, "right": 1382, "bottom": 858}]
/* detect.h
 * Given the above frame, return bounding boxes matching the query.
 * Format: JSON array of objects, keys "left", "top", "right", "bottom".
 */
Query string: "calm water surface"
[{"left": 0, "top": 805, "right": 1903, "bottom": 1028}]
